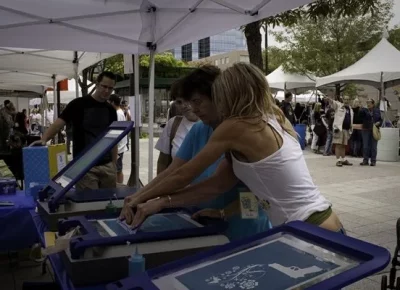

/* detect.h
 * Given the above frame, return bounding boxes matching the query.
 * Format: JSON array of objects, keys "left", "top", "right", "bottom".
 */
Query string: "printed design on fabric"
[
  {"left": 205, "top": 264, "right": 265, "bottom": 289},
  {"left": 268, "top": 264, "right": 323, "bottom": 279},
  {"left": 255, "top": 196, "right": 270, "bottom": 211}
]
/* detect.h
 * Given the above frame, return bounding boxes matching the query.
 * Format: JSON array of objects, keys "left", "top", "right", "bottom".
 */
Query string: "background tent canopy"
[
  {"left": 316, "top": 38, "right": 400, "bottom": 88},
  {"left": 267, "top": 65, "right": 316, "bottom": 91},
  {"left": 0, "top": 48, "right": 113, "bottom": 79},
  {"left": 0, "top": 0, "right": 314, "bottom": 54}
]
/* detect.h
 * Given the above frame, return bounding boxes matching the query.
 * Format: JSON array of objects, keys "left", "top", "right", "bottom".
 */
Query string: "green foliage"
[
  {"left": 263, "top": 47, "right": 288, "bottom": 74},
  {"left": 104, "top": 53, "right": 187, "bottom": 76},
  {"left": 139, "top": 52, "right": 187, "bottom": 68},
  {"left": 270, "top": 0, "right": 393, "bottom": 78},
  {"left": 388, "top": 26, "right": 400, "bottom": 50}
]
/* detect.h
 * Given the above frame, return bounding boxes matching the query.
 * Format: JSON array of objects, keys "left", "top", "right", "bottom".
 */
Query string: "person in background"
[
  {"left": 167, "top": 101, "right": 180, "bottom": 120},
  {"left": 29, "top": 108, "right": 42, "bottom": 134},
  {"left": 22, "top": 109, "right": 29, "bottom": 132},
  {"left": 31, "top": 71, "right": 118, "bottom": 190},
  {"left": 350, "top": 99, "right": 363, "bottom": 157},
  {"left": 280, "top": 92, "right": 296, "bottom": 125},
  {"left": 327, "top": 96, "right": 353, "bottom": 167},
  {"left": 109, "top": 94, "right": 128, "bottom": 184},
  {"left": 120, "top": 100, "right": 131, "bottom": 150},
  {"left": 359, "top": 99, "right": 382, "bottom": 166},
  {"left": 0, "top": 100, "right": 16, "bottom": 152},
  {"left": 121, "top": 65, "right": 271, "bottom": 241},
  {"left": 44, "top": 106, "right": 54, "bottom": 131},
  {"left": 323, "top": 108, "right": 335, "bottom": 156},
  {"left": 311, "top": 102, "right": 323, "bottom": 154},
  {"left": 155, "top": 80, "right": 199, "bottom": 174}
]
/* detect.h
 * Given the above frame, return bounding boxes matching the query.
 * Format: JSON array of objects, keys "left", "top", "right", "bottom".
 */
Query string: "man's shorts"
[
  {"left": 333, "top": 129, "right": 350, "bottom": 145},
  {"left": 116, "top": 153, "right": 124, "bottom": 173}
]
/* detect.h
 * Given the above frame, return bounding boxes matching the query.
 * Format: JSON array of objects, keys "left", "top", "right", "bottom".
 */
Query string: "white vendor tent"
[
  {"left": 267, "top": 65, "right": 316, "bottom": 91},
  {"left": 0, "top": 0, "right": 314, "bottom": 183},
  {"left": 316, "top": 38, "right": 400, "bottom": 88},
  {"left": 0, "top": 83, "right": 46, "bottom": 94},
  {"left": 0, "top": 49, "right": 113, "bottom": 79},
  {"left": 29, "top": 78, "right": 93, "bottom": 105}
]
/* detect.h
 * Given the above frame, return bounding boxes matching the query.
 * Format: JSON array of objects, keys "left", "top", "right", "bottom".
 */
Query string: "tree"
[
  {"left": 103, "top": 52, "right": 187, "bottom": 76},
  {"left": 388, "top": 26, "right": 400, "bottom": 50},
  {"left": 244, "top": 0, "right": 384, "bottom": 73},
  {"left": 270, "top": 0, "right": 393, "bottom": 96},
  {"left": 263, "top": 47, "right": 288, "bottom": 74}
]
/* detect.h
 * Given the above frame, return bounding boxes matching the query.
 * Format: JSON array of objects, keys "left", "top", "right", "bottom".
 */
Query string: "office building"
[{"left": 172, "top": 29, "right": 247, "bottom": 62}]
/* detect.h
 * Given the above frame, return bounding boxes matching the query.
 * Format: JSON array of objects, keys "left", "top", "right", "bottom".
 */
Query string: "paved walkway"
[{"left": 122, "top": 138, "right": 400, "bottom": 289}]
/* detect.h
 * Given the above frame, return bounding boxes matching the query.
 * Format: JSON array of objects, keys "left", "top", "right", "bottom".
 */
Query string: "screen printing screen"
[
  {"left": 93, "top": 213, "right": 203, "bottom": 237},
  {"left": 152, "top": 234, "right": 359, "bottom": 290},
  {"left": 56, "top": 130, "right": 124, "bottom": 188}
]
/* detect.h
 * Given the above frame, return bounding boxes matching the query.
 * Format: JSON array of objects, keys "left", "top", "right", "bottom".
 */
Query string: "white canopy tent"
[
  {"left": 0, "top": 0, "right": 314, "bottom": 183},
  {"left": 0, "top": 83, "right": 46, "bottom": 94},
  {"left": 316, "top": 38, "right": 400, "bottom": 88},
  {"left": 29, "top": 78, "right": 94, "bottom": 105},
  {"left": 267, "top": 65, "right": 316, "bottom": 91}
]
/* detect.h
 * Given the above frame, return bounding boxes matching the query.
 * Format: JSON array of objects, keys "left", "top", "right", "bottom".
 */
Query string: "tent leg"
[
  {"left": 74, "top": 63, "right": 79, "bottom": 98},
  {"left": 148, "top": 50, "right": 156, "bottom": 182},
  {"left": 134, "top": 54, "right": 140, "bottom": 187}
]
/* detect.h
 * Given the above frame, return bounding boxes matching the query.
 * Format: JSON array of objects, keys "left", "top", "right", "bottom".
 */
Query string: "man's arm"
[
  {"left": 40, "top": 118, "right": 66, "bottom": 144},
  {"left": 112, "top": 146, "right": 118, "bottom": 164},
  {"left": 158, "top": 159, "right": 238, "bottom": 208}
]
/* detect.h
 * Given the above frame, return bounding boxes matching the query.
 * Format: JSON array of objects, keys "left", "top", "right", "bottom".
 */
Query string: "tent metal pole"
[
  {"left": 74, "top": 51, "right": 79, "bottom": 98},
  {"left": 148, "top": 50, "right": 156, "bottom": 182},
  {"left": 52, "top": 75, "right": 57, "bottom": 122},
  {"left": 134, "top": 53, "right": 140, "bottom": 187}
]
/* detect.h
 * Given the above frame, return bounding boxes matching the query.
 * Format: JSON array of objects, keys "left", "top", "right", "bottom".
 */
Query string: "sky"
[{"left": 263, "top": 1, "right": 400, "bottom": 48}]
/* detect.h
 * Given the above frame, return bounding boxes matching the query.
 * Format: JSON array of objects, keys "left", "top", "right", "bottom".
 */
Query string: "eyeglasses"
[{"left": 99, "top": 84, "right": 114, "bottom": 91}]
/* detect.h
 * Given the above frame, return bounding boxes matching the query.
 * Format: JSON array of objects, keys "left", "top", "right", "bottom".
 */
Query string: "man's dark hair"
[
  {"left": 4, "top": 100, "right": 10, "bottom": 106},
  {"left": 285, "top": 92, "right": 292, "bottom": 99},
  {"left": 97, "top": 71, "right": 117, "bottom": 83},
  {"left": 180, "top": 65, "right": 221, "bottom": 101},
  {"left": 121, "top": 100, "right": 128, "bottom": 106},
  {"left": 109, "top": 94, "right": 122, "bottom": 106},
  {"left": 169, "top": 79, "right": 183, "bottom": 101}
]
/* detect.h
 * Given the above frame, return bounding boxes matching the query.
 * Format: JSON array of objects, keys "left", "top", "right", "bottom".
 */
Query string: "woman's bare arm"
[{"left": 158, "top": 158, "right": 238, "bottom": 208}]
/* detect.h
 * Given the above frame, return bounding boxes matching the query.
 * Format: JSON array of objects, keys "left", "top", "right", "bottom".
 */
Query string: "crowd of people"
[{"left": 276, "top": 92, "right": 388, "bottom": 167}]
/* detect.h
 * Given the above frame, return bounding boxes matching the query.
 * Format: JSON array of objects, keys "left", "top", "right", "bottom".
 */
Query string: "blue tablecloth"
[
  {"left": 0, "top": 191, "right": 38, "bottom": 251},
  {"left": 30, "top": 210, "right": 106, "bottom": 290}
]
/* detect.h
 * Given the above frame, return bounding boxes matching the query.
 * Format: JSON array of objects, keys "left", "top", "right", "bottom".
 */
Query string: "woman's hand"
[
  {"left": 119, "top": 195, "right": 141, "bottom": 224},
  {"left": 129, "top": 198, "right": 165, "bottom": 227},
  {"left": 192, "top": 208, "right": 224, "bottom": 221}
]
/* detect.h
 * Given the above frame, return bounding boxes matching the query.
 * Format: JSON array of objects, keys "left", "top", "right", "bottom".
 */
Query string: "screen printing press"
[
  {"left": 36, "top": 121, "right": 137, "bottom": 230},
  {"left": 56, "top": 212, "right": 229, "bottom": 286},
  {"left": 106, "top": 221, "right": 391, "bottom": 290}
]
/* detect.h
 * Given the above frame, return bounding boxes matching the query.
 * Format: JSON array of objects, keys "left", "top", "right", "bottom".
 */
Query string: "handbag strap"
[{"left": 169, "top": 116, "right": 183, "bottom": 155}]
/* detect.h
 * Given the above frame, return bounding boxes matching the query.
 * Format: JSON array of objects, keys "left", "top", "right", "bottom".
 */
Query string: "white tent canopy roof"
[
  {"left": 0, "top": 0, "right": 313, "bottom": 54},
  {"left": 0, "top": 48, "right": 114, "bottom": 79},
  {"left": 267, "top": 65, "right": 316, "bottom": 91},
  {"left": 0, "top": 70, "right": 67, "bottom": 90},
  {"left": 317, "top": 38, "right": 400, "bottom": 88},
  {"left": 0, "top": 83, "right": 46, "bottom": 94}
]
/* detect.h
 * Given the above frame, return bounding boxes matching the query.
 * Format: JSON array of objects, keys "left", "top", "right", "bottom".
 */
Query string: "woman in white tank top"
[{"left": 121, "top": 63, "right": 343, "bottom": 233}]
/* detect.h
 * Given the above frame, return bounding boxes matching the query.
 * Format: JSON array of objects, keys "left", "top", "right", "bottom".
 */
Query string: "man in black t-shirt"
[
  {"left": 33, "top": 71, "right": 118, "bottom": 190},
  {"left": 280, "top": 92, "right": 296, "bottom": 125}
]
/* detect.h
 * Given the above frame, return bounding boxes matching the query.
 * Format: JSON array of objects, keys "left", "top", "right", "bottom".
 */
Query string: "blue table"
[
  {"left": 107, "top": 221, "right": 391, "bottom": 290},
  {"left": 30, "top": 210, "right": 107, "bottom": 290},
  {"left": 0, "top": 191, "right": 38, "bottom": 251}
]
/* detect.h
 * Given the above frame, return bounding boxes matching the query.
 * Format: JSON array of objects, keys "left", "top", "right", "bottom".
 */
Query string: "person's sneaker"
[
  {"left": 360, "top": 161, "right": 369, "bottom": 166},
  {"left": 336, "top": 161, "right": 343, "bottom": 167},
  {"left": 342, "top": 160, "right": 353, "bottom": 166},
  {"left": 370, "top": 162, "right": 376, "bottom": 166}
]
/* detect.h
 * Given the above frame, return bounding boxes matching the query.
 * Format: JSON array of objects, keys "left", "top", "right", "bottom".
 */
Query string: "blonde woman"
[{"left": 120, "top": 63, "right": 343, "bottom": 234}]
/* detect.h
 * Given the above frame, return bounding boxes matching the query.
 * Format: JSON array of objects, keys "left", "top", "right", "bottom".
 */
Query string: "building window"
[
  {"left": 240, "top": 55, "right": 250, "bottom": 63},
  {"left": 181, "top": 43, "right": 192, "bottom": 62},
  {"left": 198, "top": 37, "right": 210, "bottom": 59},
  {"left": 225, "top": 57, "right": 229, "bottom": 64},
  {"left": 215, "top": 59, "right": 220, "bottom": 65},
  {"left": 221, "top": 58, "right": 225, "bottom": 64}
]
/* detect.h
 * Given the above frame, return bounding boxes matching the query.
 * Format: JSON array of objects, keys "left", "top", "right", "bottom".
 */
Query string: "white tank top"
[{"left": 231, "top": 116, "right": 331, "bottom": 226}]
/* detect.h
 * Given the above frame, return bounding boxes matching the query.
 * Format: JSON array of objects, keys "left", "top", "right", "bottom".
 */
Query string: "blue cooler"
[{"left": 295, "top": 124, "right": 306, "bottom": 150}]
